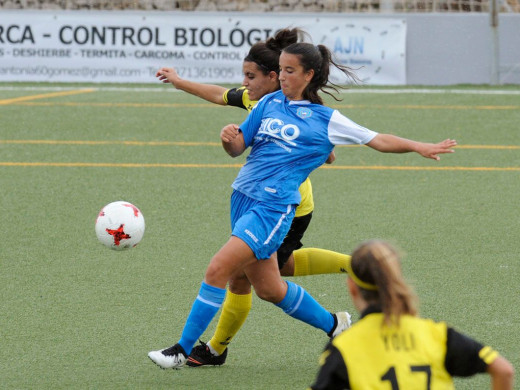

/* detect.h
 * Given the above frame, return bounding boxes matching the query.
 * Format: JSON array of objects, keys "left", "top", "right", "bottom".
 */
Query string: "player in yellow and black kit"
[
  {"left": 155, "top": 28, "right": 351, "bottom": 367},
  {"left": 310, "top": 240, "right": 514, "bottom": 390}
]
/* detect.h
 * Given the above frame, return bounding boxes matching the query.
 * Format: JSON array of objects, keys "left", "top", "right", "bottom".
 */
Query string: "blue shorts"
[{"left": 230, "top": 190, "right": 296, "bottom": 260}]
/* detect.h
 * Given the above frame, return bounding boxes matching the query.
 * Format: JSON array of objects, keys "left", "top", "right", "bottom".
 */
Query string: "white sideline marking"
[{"left": 0, "top": 86, "right": 519, "bottom": 95}]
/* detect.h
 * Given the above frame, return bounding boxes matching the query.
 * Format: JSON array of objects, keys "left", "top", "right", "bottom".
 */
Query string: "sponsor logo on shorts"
[
  {"left": 264, "top": 187, "right": 277, "bottom": 193},
  {"left": 244, "top": 229, "right": 259, "bottom": 243}
]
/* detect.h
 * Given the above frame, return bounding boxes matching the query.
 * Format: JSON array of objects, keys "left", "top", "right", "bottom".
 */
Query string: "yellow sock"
[
  {"left": 208, "top": 290, "right": 252, "bottom": 355},
  {"left": 293, "top": 248, "right": 351, "bottom": 276}
]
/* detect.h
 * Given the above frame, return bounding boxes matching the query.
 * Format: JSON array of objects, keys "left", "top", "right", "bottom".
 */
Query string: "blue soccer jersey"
[{"left": 232, "top": 90, "right": 378, "bottom": 206}]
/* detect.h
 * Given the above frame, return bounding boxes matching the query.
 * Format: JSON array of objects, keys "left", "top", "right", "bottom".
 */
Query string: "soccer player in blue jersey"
[
  {"left": 156, "top": 28, "right": 353, "bottom": 368},
  {"left": 309, "top": 240, "right": 514, "bottom": 390},
  {"left": 148, "top": 41, "right": 456, "bottom": 370}
]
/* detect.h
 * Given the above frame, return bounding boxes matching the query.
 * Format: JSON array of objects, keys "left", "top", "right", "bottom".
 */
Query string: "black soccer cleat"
[{"left": 186, "top": 340, "right": 228, "bottom": 367}]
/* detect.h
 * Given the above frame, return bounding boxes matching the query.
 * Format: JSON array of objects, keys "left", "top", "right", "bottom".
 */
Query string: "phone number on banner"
[{"left": 176, "top": 67, "right": 239, "bottom": 79}]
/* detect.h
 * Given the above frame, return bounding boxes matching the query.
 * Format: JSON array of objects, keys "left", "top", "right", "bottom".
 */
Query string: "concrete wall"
[
  {"left": 298, "top": 12, "right": 520, "bottom": 85},
  {"left": 403, "top": 13, "right": 520, "bottom": 85}
]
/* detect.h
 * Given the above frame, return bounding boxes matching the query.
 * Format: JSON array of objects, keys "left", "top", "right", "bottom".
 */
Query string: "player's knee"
[
  {"left": 254, "top": 284, "right": 285, "bottom": 303},
  {"left": 204, "top": 258, "right": 231, "bottom": 288}
]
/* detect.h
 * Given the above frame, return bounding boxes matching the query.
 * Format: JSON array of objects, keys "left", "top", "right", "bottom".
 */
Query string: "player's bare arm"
[
  {"left": 367, "top": 133, "right": 457, "bottom": 161},
  {"left": 487, "top": 355, "right": 515, "bottom": 390},
  {"left": 221, "top": 124, "right": 246, "bottom": 157},
  {"left": 155, "top": 67, "right": 227, "bottom": 105}
]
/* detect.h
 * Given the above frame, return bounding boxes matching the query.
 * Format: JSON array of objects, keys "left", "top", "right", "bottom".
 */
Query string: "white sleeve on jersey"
[{"left": 327, "top": 109, "right": 378, "bottom": 146}]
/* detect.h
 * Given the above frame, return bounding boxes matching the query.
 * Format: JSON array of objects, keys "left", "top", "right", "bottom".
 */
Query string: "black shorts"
[{"left": 276, "top": 212, "right": 313, "bottom": 270}]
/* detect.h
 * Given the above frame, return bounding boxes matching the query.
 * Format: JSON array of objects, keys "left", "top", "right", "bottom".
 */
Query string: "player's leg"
[
  {"left": 187, "top": 212, "right": 318, "bottom": 367},
  {"left": 184, "top": 191, "right": 272, "bottom": 368},
  {"left": 276, "top": 212, "right": 313, "bottom": 275},
  {"left": 187, "top": 272, "right": 252, "bottom": 367},
  {"left": 148, "top": 236, "right": 256, "bottom": 369},
  {"left": 277, "top": 212, "right": 351, "bottom": 277},
  {"left": 292, "top": 248, "right": 351, "bottom": 276},
  {"left": 232, "top": 200, "right": 351, "bottom": 337},
  {"left": 149, "top": 192, "right": 283, "bottom": 369},
  {"left": 245, "top": 254, "right": 351, "bottom": 337}
]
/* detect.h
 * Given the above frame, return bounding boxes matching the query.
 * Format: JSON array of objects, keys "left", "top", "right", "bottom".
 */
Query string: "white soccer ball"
[{"left": 95, "top": 201, "right": 145, "bottom": 250}]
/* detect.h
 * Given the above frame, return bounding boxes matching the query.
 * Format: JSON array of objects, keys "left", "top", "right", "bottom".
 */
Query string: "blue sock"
[
  {"left": 275, "top": 280, "right": 334, "bottom": 334},
  {"left": 178, "top": 282, "right": 226, "bottom": 355}
]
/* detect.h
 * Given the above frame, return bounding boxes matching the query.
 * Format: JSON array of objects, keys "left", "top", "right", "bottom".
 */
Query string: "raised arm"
[
  {"left": 366, "top": 134, "right": 457, "bottom": 161},
  {"left": 156, "top": 67, "right": 227, "bottom": 105},
  {"left": 221, "top": 124, "right": 246, "bottom": 158}
]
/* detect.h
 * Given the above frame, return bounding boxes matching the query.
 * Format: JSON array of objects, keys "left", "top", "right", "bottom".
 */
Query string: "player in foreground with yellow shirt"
[{"left": 310, "top": 240, "right": 514, "bottom": 390}]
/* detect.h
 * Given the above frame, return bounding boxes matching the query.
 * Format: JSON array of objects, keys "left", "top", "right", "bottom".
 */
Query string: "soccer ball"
[{"left": 95, "top": 201, "right": 145, "bottom": 250}]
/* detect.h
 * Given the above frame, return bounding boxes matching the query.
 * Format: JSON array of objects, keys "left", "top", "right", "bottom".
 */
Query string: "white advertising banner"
[{"left": 0, "top": 11, "right": 406, "bottom": 85}]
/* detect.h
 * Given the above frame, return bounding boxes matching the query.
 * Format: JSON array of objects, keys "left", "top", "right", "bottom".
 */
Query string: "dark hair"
[
  {"left": 244, "top": 28, "right": 304, "bottom": 75},
  {"left": 282, "top": 42, "right": 360, "bottom": 105},
  {"left": 351, "top": 240, "right": 418, "bottom": 326}
]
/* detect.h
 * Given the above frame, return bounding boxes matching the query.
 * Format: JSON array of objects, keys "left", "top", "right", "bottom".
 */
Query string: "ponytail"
[{"left": 282, "top": 42, "right": 360, "bottom": 105}]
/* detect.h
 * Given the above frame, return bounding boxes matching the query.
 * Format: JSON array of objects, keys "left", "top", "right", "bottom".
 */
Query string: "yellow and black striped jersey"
[
  {"left": 310, "top": 307, "right": 499, "bottom": 390},
  {"left": 223, "top": 87, "right": 314, "bottom": 217}
]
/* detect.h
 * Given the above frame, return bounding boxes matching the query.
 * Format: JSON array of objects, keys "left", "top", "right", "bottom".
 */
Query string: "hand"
[
  {"left": 221, "top": 124, "right": 240, "bottom": 143},
  {"left": 155, "top": 67, "right": 181, "bottom": 85},
  {"left": 419, "top": 139, "right": 457, "bottom": 160},
  {"left": 325, "top": 150, "right": 336, "bottom": 164}
]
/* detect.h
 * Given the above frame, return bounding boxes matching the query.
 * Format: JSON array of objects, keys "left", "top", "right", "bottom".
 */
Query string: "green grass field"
[{"left": 1, "top": 83, "right": 519, "bottom": 389}]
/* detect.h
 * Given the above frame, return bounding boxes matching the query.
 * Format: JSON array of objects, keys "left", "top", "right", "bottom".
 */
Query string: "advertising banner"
[{"left": 0, "top": 11, "right": 406, "bottom": 84}]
